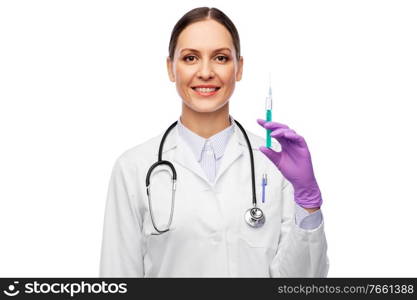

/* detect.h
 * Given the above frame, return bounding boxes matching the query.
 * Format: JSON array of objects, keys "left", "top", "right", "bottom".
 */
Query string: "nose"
[{"left": 197, "top": 59, "right": 215, "bottom": 80}]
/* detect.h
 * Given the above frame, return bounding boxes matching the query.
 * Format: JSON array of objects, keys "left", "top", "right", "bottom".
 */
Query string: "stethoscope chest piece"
[{"left": 244, "top": 207, "right": 265, "bottom": 228}]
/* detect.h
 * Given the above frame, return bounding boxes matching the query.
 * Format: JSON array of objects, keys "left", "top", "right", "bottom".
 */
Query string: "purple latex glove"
[{"left": 257, "top": 119, "right": 322, "bottom": 209}]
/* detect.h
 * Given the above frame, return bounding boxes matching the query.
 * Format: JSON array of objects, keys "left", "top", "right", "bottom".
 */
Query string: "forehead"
[{"left": 176, "top": 19, "right": 234, "bottom": 53}]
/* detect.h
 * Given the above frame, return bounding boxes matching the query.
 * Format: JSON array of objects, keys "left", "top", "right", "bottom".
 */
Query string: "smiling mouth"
[{"left": 191, "top": 87, "right": 221, "bottom": 96}]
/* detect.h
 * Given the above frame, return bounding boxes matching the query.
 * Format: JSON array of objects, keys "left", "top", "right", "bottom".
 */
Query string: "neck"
[{"left": 180, "top": 103, "right": 231, "bottom": 139}]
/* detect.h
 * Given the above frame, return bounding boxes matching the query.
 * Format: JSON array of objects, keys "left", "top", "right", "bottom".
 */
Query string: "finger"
[
  {"left": 284, "top": 130, "right": 306, "bottom": 146},
  {"left": 272, "top": 128, "right": 307, "bottom": 147},
  {"left": 265, "top": 121, "right": 290, "bottom": 131},
  {"left": 257, "top": 119, "right": 289, "bottom": 131},
  {"left": 256, "top": 118, "right": 267, "bottom": 126},
  {"left": 259, "top": 146, "right": 282, "bottom": 167},
  {"left": 271, "top": 128, "right": 294, "bottom": 139}
]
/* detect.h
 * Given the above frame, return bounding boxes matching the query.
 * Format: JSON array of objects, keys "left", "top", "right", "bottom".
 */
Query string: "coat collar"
[
  {"left": 176, "top": 116, "right": 234, "bottom": 162},
  {"left": 161, "top": 117, "right": 249, "bottom": 186}
]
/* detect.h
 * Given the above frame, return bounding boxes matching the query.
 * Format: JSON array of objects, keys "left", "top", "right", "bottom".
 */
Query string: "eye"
[
  {"left": 215, "top": 55, "right": 229, "bottom": 63},
  {"left": 183, "top": 55, "right": 197, "bottom": 63}
]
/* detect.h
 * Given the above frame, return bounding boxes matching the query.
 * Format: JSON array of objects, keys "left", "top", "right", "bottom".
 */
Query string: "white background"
[{"left": 1, "top": 0, "right": 416, "bottom": 277}]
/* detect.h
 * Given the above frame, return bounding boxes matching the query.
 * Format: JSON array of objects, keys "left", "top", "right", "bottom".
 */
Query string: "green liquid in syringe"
[{"left": 266, "top": 109, "right": 272, "bottom": 148}]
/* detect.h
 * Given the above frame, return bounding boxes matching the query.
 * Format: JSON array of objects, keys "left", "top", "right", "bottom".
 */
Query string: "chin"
[{"left": 186, "top": 99, "right": 229, "bottom": 114}]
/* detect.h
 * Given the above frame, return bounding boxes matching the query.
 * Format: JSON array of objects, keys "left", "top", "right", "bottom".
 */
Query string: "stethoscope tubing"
[
  {"left": 233, "top": 120, "right": 257, "bottom": 207},
  {"left": 145, "top": 119, "right": 264, "bottom": 233}
]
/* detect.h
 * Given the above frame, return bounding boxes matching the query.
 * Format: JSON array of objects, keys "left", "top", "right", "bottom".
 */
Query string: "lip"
[
  {"left": 191, "top": 85, "right": 221, "bottom": 97},
  {"left": 192, "top": 85, "right": 220, "bottom": 88}
]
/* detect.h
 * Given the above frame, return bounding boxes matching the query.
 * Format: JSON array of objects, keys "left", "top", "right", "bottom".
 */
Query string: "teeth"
[{"left": 194, "top": 87, "right": 217, "bottom": 93}]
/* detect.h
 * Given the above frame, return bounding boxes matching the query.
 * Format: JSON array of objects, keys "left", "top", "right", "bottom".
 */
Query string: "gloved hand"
[{"left": 257, "top": 119, "right": 322, "bottom": 209}]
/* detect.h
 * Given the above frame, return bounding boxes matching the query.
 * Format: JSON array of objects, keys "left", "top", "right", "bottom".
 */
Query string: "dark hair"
[{"left": 168, "top": 7, "right": 241, "bottom": 61}]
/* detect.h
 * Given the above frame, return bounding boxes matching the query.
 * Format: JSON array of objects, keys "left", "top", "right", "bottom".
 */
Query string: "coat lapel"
[
  {"left": 167, "top": 126, "right": 209, "bottom": 184},
  {"left": 214, "top": 126, "right": 245, "bottom": 183}
]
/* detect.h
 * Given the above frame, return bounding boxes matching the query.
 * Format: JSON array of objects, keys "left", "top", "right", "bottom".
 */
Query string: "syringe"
[{"left": 265, "top": 74, "right": 273, "bottom": 148}]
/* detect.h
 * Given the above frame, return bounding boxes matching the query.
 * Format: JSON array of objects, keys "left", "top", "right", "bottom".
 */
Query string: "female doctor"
[{"left": 99, "top": 7, "right": 329, "bottom": 277}]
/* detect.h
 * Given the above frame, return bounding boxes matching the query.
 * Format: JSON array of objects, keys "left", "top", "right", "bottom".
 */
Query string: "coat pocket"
[{"left": 238, "top": 176, "right": 279, "bottom": 249}]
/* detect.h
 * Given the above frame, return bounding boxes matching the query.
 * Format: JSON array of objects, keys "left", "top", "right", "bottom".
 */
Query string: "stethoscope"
[{"left": 145, "top": 119, "right": 265, "bottom": 234}]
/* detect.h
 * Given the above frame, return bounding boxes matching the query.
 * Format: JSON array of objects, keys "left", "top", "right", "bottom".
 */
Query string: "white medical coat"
[{"left": 99, "top": 124, "right": 329, "bottom": 277}]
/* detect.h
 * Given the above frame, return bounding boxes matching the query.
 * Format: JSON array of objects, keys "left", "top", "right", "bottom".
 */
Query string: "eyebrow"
[{"left": 180, "top": 47, "right": 232, "bottom": 54}]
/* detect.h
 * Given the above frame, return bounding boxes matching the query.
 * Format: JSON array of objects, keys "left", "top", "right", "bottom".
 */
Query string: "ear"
[
  {"left": 236, "top": 56, "right": 243, "bottom": 82},
  {"left": 166, "top": 57, "right": 175, "bottom": 82}
]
